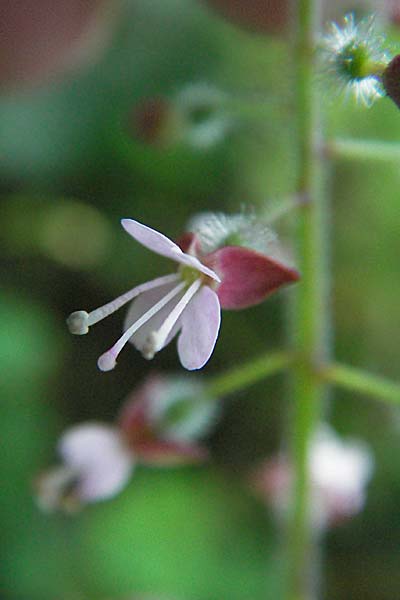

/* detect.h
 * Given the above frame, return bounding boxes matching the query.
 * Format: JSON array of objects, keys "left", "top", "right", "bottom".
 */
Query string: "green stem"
[
  {"left": 322, "top": 362, "right": 400, "bottom": 405},
  {"left": 207, "top": 351, "right": 291, "bottom": 397},
  {"left": 328, "top": 138, "right": 400, "bottom": 162},
  {"left": 287, "top": 0, "right": 328, "bottom": 598}
]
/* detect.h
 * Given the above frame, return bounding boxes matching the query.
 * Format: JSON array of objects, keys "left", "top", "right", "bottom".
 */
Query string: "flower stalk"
[
  {"left": 321, "top": 362, "right": 400, "bottom": 406},
  {"left": 207, "top": 350, "right": 292, "bottom": 397},
  {"left": 286, "top": 0, "right": 329, "bottom": 598},
  {"left": 328, "top": 138, "right": 400, "bottom": 162}
]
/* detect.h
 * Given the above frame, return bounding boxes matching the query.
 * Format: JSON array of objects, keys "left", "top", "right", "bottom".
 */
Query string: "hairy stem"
[{"left": 287, "top": 0, "right": 328, "bottom": 598}]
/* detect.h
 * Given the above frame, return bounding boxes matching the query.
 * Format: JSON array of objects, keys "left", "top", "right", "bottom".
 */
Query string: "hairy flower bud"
[{"left": 320, "top": 13, "right": 390, "bottom": 106}]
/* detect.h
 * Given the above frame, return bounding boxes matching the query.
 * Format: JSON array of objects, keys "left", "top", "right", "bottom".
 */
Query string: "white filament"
[
  {"left": 97, "top": 281, "right": 186, "bottom": 371},
  {"left": 87, "top": 273, "right": 179, "bottom": 326},
  {"left": 142, "top": 278, "right": 202, "bottom": 359}
]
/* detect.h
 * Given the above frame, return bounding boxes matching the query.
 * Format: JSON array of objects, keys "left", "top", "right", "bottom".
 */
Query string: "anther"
[{"left": 67, "top": 311, "right": 90, "bottom": 335}]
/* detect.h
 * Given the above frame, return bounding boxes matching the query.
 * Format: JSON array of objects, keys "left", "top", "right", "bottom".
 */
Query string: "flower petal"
[
  {"left": 177, "top": 286, "right": 221, "bottom": 370},
  {"left": 206, "top": 246, "right": 299, "bottom": 309},
  {"left": 121, "top": 218, "right": 220, "bottom": 281},
  {"left": 124, "top": 282, "right": 184, "bottom": 353},
  {"left": 58, "top": 423, "right": 134, "bottom": 502}
]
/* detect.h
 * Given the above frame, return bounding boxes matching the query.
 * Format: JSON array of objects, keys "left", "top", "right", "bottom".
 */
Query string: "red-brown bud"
[
  {"left": 129, "top": 97, "right": 173, "bottom": 146},
  {"left": 382, "top": 55, "right": 400, "bottom": 109}
]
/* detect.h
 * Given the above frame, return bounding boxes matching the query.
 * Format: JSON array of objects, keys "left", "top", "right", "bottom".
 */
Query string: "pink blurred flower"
[
  {"left": 0, "top": 0, "right": 118, "bottom": 90},
  {"left": 67, "top": 214, "right": 299, "bottom": 371},
  {"left": 35, "top": 375, "right": 217, "bottom": 512},
  {"left": 253, "top": 425, "right": 374, "bottom": 531}
]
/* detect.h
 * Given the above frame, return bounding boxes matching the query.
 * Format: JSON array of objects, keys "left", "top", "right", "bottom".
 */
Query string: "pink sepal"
[
  {"left": 118, "top": 375, "right": 162, "bottom": 440},
  {"left": 134, "top": 440, "right": 208, "bottom": 466},
  {"left": 205, "top": 246, "right": 300, "bottom": 309}
]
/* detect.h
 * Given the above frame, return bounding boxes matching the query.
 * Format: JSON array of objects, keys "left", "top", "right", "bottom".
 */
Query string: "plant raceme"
[
  {"left": 35, "top": 375, "right": 218, "bottom": 512},
  {"left": 67, "top": 213, "right": 299, "bottom": 371}
]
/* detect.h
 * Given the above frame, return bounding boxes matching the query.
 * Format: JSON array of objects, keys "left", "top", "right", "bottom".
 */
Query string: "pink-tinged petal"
[
  {"left": 134, "top": 439, "right": 208, "bottom": 466},
  {"left": 177, "top": 286, "right": 221, "bottom": 370},
  {"left": 124, "top": 282, "right": 184, "bottom": 353},
  {"left": 121, "top": 218, "right": 220, "bottom": 282},
  {"left": 121, "top": 218, "right": 184, "bottom": 261},
  {"left": 59, "top": 423, "right": 134, "bottom": 502},
  {"left": 206, "top": 246, "right": 300, "bottom": 310}
]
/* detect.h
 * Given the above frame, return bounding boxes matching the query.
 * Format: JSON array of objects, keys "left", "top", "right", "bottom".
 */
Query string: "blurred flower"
[
  {"left": 319, "top": 13, "right": 390, "bottom": 106},
  {"left": 382, "top": 55, "right": 400, "bottom": 109},
  {"left": 0, "top": 0, "right": 118, "bottom": 91},
  {"left": 130, "top": 83, "right": 233, "bottom": 150},
  {"left": 201, "top": 0, "right": 289, "bottom": 35},
  {"left": 67, "top": 214, "right": 299, "bottom": 371},
  {"left": 35, "top": 375, "right": 218, "bottom": 512},
  {"left": 253, "top": 424, "right": 374, "bottom": 531}
]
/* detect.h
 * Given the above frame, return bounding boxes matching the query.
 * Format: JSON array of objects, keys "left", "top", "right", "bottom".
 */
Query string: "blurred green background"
[{"left": 1, "top": 1, "right": 400, "bottom": 599}]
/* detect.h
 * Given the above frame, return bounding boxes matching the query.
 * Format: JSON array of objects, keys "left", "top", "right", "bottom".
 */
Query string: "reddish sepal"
[{"left": 205, "top": 246, "right": 299, "bottom": 309}]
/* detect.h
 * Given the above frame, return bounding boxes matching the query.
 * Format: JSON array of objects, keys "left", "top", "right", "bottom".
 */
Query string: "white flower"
[
  {"left": 255, "top": 424, "right": 374, "bottom": 531},
  {"left": 35, "top": 424, "right": 134, "bottom": 513}
]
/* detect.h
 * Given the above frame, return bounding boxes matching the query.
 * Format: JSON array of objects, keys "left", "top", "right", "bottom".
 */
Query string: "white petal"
[
  {"left": 124, "top": 281, "right": 184, "bottom": 353},
  {"left": 58, "top": 423, "right": 134, "bottom": 502},
  {"left": 177, "top": 286, "right": 221, "bottom": 370},
  {"left": 121, "top": 218, "right": 220, "bottom": 281}
]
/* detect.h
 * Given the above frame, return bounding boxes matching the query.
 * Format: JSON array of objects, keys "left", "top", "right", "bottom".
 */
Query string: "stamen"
[
  {"left": 142, "top": 278, "right": 202, "bottom": 359},
  {"left": 97, "top": 281, "right": 186, "bottom": 371},
  {"left": 66, "top": 274, "right": 179, "bottom": 335}
]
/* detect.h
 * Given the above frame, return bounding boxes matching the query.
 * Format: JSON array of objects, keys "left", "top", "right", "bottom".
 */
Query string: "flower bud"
[
  {"left": 382, "top": 55, "right": 400, "bottom": 109},
  {"left": 129, "top": 83, "right": 232, "bottom": 150},
  {"left": 320, "top": 13, "right": 390, "bottom": 106},
  {"left": 202, "top": 0, "right": 289, "bottom": 35}
]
